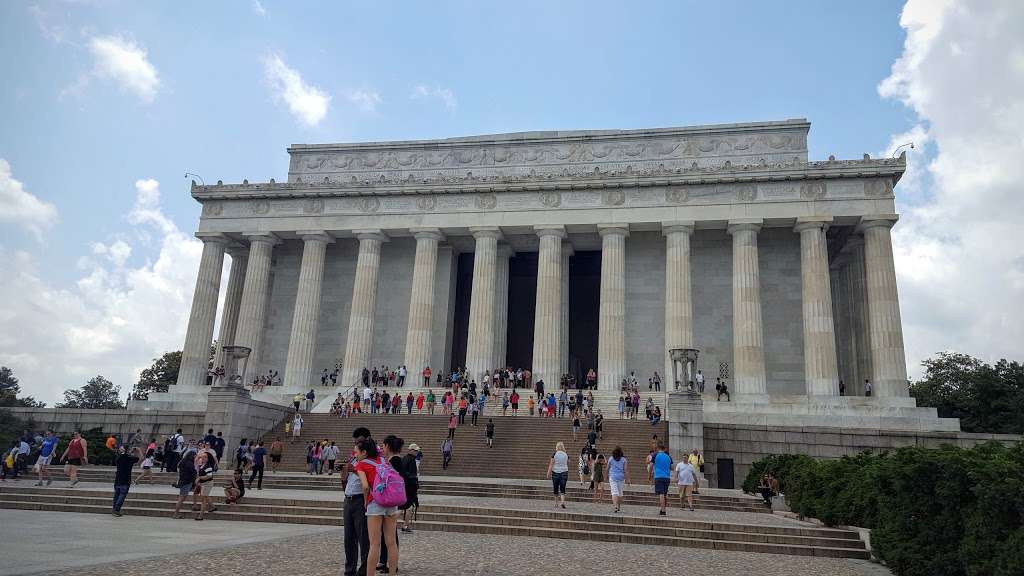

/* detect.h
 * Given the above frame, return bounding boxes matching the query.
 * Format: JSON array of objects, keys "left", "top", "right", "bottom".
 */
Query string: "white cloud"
[
  {"left": 347, "top": 89, "right": 382, "bottom": 112},
  {"left": 0, "top": 179, "right": 230, "bottom": 404},
  {"left": 0, "top": 158, "right": 59, "bottom": 240},
  {"left": 29, "top": 4, "right": 70, "bottom": 44},
  {"left": 252, "top": 0, "right": 268, "bottom": 17},
  {"left": 411, "top": 83, "right": 457, "bottom": 111},
  {"left": 879, "top": 0, "right": 1024, "bottom": 376},
  {"left": 263, "top": 53, "right": 330, "bottom": 127},
  {"left": 87, "top": 34, "right": 161, "bottom": 103}
]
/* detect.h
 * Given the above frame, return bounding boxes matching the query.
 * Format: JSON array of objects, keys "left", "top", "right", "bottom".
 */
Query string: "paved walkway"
[{"left": 15, "top": 511, "right": 893, "bottom": 576}]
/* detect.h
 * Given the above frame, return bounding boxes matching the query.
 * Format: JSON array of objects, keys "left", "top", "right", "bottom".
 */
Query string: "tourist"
[
  {"left": 422, "top": 366, "right": 431, "bottom": 387},
  {"left": 595, "top": 410, "right": 605, "bottom": 440},
  {"left": 292, "top": 413, "right": 303, "bottom": 443},
  {"left": 293, "top": 392, "right": 303, "bottom": 412},
  {"left": 617, "top": 395, "right": 625, "bottom": 419},
  {"left": 400, "top": 443, "right": 420, "bottom": 532},
  {"left": 134, "top": 450, "right": 155, "bottom": 485},
  {"left": 510, "top": 390, "right": 520, "bottom": 415},
  {"left": 457, "top": 395, "right": 468, "bottom": 424},
  {"left": 652, "top": 371, "right": 662, "bottom": 391},
  {"left": 651, "top": 406, "right": 662, "bottom": 425},
  {"left": 586, "top": 427, "right": 598, "bottom": 450},
  {"left": 59, "top": 431, "right": 88, "bottom": 487},
  {"left": 248, "top": 440, "right": 267, "bottom": 489},
  {"left": 415, "top": 392, "right": 425, "bottom": 413},
  {"left": 440, "top": 436, "right": 453, "bottom": 470},
  {"left": 323, "top": 441, "right": 339, "bottom": 475},
  {"left": 559, "top": 389, "right": 568, "bottom": 417},
  {"left": 447, "top": 412, "right": 457, "bottom": 439},
  {"left": 269, "top": 437, "right": 283, "bottom": 473},
  {"left": 426, "top": 389, "right": 436, "bottom": 414},
  {"left": 110, "top": 446, "right": 141, "bottom": 517},
  {"left": 695, "top": 370, "right": 705, "bottom": 393},
  {"left": 527, "top": 395, "right": 535, "bottom": 416},
  {"left": 577, "top": 445, "right": 592, "bottom": 487},
  {"left": 586, "top": 368, "right": 597, "bottom": 390},
  {"left": 308, "top": 440, "right": 322, "bottom": 475},
  {"left": 652, "top": 442, "right": 672, "bottom": 516},
  {"left": 194, "top": 450, "right": 217, "bottom": 520},
  {"left": 343, "top": 427, "right": 372, "bottom": 576},
  {"left": 397, "top": 365, "right": 407, "bottom": 387},
  {"left": 864, "top": 379, "right": 873, "bottom": 397},
  {"left": 839, "top": 379, "right": 846, "bottom": 396},
  {"left": 591, "top": 453, "right": 606, "bottom": 502},
  {"left": 673, "top": 451, "right": 696, "bottom": 511},
  {"left": 165, "top": 428, "right": 184, "bottom": 472},
  {"left": 224, "top": 469, "right": 245, "bottom": 505},
  {"left": 391, "top": 392, "right": 402, "bottom": 414},
  {"left": 355, "top": 438, "right": 400, "bottom": 576},
  {"left": 485, "top": 419, "right": 495, "bottom": 448},
  {"left": 607, "top": 446, "right": 629, "bottom": 513},
  {"left": 469, "top": 398, "right": 480, "bottom": 426},
  {"left": 501, "top": 391, "right": 509, "bottom": 416},
  {"left": 34, "top": 430, "right": 59, "bottom": 486},
  {"left": 571, "top": 413, "right": 581, "bottom": 441},
  {"left": 689, "top": 449, "right": 704, "bottom": 494},
  {"left": 546, "top": 441, "right": 570, "bottom": 509},
  {"left": 716, "top": 378, "right": 730, "bottom": 401},
  {"left": 172, "top": 451, "right": 197, "bottom": 519}
]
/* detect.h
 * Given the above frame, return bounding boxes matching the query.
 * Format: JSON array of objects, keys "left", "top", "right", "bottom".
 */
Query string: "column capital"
[
  {"left": 534, "top": 225, "right": 567, "bottom": 239},
  {"left": 856, "top": 214, "right": 899, "bottom": 233},
  {"left": 296, "top": 230, "right": 335, "bottom": 244},
  {"left": 794, "top": 216, "right": 833, "bottom": 233},
  {"left": 242, "top": 231, "right": 281, "bottom": 246},
  {"left": 727, "top": 218, "right": 763, "bottom": 235},
  {"left": 497, "top": 244, "right": 516, "bottom": 258},
  {"left": 662, "top": 220, "right": 695, "bottom": 236},
  {"left": 195, "top": 232, "right": 230, "bottom": 244},
  {"left": 469, "top": 226, "right": 503, "bottom": 240},
  {"left": 410, "top": 227, "right": 444, "bottom": 241},
  {"left": 353, "top": 229, "right": 389, "bottom": 243},
  {"left": 597, "top": 223, "right": 629, "bottom": 238}
]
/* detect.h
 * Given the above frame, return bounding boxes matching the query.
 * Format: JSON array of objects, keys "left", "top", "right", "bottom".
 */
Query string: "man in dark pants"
[{"left": 342, "top": 427, "right": 372, "bottom": 576}]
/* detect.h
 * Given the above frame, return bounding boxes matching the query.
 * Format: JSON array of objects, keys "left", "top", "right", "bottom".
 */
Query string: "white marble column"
[
  {"left": 727, "top": 219, "right": 768, "bottom": 397},
  {"left": 830, "top": 254, "right": 855, "bottom": 392},
  {"left": 233, "top": 232, "right": 279, "bottom": 384},
  {"left": 494, "top": 245, "right": 513, "bottom": 369},
  {"left": 663, "top": 221, "right": 694, "bottom": 387},
  {"left": 403, "top": 228, "right": 443, "bottom": 377},
  {"left": 560, "top": 244, "right": 573, "bottom": 375},
  {"left": 859, "top": 216, "right": 908, "bottom": 397},
  {"left": 795, "top": 217, "right": 840, "bottom": 396},
  {"left": 177, "top": 233, "right": 228, "bottom": 389},
  {"left": 532, "top": 226, "right": 565, "bottom": 387},
  {"left": 845, "top": 237, "right": 872, "bottom": 396},
  {"left": 283, "top": 232, "right": 333, "bottom": 391},
  {"left": 597, "top": 224, "right": 628, "bottom": 391},
  {"left": 465, "top": 227, "right": 501, "bottom": 381},
  {"left": 212, "top": 246, "right": 247, "bottom": 373},
  {"left": 341, "top": 230, "right": 388, "bottom": 388}
]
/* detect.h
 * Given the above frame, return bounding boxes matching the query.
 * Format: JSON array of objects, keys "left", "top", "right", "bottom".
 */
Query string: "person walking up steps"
[
  {"left": 249, "top": 441, "right": 267, "bottom": 490},
  {"left": 607, "top": 446, "right": 630, "bottom": 513},
  {"left": 269, "top": 437, "right": 283, "bottom": 473},
  {"left": 592, "top": 453, "right": 606, "bottom": 503},
  {"left": 35, "top": 430, "right": 59, "bottom": 486},
  {"left": 546, "top": 441, "right": 569, "bottom": 509},
  {"left": 485, "top": 419, "right": 494, "bottom": 448},
  {"left": 59, "top": 431, "right": 87, "bottom": 487},
  {"left": 652, "top": 442, "right": 672, "bottom": 516},
  {"left": 111, "top": 446, "right": 140, "bottom": 517},
  {"left": 172, "top": 451, "right": 196, "bottom": 519},
  {"left": 673, "top": 451, "right": 696, "bottom": 511},
  {"left": 447, "top": 412, "right": 457, "bottom": 439}
]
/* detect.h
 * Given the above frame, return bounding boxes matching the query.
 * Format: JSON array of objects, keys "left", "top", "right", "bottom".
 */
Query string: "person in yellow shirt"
[
  {"left": 528, "top": 395, "right": 536, "bottom": 416},
  {"left": 688, "top": 449, "right": 704, "bottom": 494}
]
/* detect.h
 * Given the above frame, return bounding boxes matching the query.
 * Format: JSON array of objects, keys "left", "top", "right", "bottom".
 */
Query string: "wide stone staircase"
[{"left": 265, "top": 413, "right": 669, "bottom": 481}]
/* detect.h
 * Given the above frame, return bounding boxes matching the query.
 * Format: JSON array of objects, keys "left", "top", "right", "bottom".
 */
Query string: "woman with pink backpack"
[{"left": 355, "top": 438, "right": 405, "bottom": 576}]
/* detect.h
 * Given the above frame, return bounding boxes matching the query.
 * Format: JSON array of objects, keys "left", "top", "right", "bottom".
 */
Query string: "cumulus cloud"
[
  {"left": 347, "top": 89, "right": 382, "bottom": 112},
  {"left": 411, "top": 83, "right": 457, "bottom": 111},
  {"left": 0, "top": 180, "right": 229, "bottom": 404},
  {"left": 0, "top": 158, "right": 59, "bottom": 240},
  {"left": 88, "top": 34, "right": 161, "bottom": 103},
  {"left": 263, "top": 53, "right": 330, "bottom": 127},
  {"left": 879, "top": 0, "right": 1024, "bottom": 376}
]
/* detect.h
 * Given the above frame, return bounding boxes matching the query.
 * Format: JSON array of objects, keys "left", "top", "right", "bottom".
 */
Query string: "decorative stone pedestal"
[
  {"left": 203, "top": 386, "right": 292, "bottom": 466},
  {"left": 667, "top": 390, "right": 704, "bottom": 458}
]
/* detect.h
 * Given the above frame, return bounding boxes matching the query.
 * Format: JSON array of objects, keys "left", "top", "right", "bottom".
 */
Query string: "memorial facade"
[{"left": 149, "top": 119, "right": 955, "bottom": 431}]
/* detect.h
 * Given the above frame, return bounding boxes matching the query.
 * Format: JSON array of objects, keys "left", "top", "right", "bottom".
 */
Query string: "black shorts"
[
  {"left": 654, "top": 478, "right": 670, "bottom": 495},
  {"left": 511, "top": 403, "right": 519, "bottom": 410},
  {"left": 67, "top": 458, "right": 82, "bottom": 466},
  {"left": 271, "top": 454, "right": 282, "bottom": 463}
]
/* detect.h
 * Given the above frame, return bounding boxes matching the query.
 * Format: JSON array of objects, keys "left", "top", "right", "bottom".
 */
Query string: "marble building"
[{"left": 147, "top": 119, "right": 956, "bottom": 431}]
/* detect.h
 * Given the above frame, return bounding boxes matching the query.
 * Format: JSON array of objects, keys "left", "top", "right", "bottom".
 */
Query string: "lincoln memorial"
[{"left": 146, "top": 119, "right": 956, "bottom": 432}]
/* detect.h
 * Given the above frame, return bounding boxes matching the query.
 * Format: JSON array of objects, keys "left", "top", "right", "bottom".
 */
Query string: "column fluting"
[
  {"left": 796, "top": 218, "right": 840, "bottom": 396},
  {"left": 860, "top": 216, "right": 908, "bottom": 397},
  {"left": 341, "top": 230, "right": 388, "bottom": 388},
  {"left": 663, "top": 221, "right": 694, "bottom": 388},
  {"left": 232, "top": 232, "right": 279, "bottom": 385},
  {"left": 494, "top": 245, "right": 513, "bottom": 369},
  {"left": 728, "top": 220, "right": 768, "bottom": 396},
  {"left": 561, "top": 244, "right": 573, "bottom": 376},
  {"left": 212, "top": 246, "right": 247, "bottom": 375},
  {"left": 532, "top": 226, "right": 565, "bottom": 388},
  {"left": 177, "top": 233, "right": 228, "bottom": 389},
  {"left": 283, "top": 231, "right": 333, "bottom": 392},
  {"left": 597, "top": 224, "right": 628, "bottom": 391},
  {"left": 403, "top": 228, "right": 443, "bottom": 378},
  {"left": 845, "top": 237, "right": 872, "bottom": 396},
  {"left": 465, "top": 227, "right": 501, "bottom": 381}
]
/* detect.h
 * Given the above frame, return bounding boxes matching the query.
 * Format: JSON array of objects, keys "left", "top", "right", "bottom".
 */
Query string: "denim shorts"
[
  {"left": 178, "top": 481, "right": 194, "bottom": 496},
  {"left": 366, "top": 500, "right": 399, "bottom": 516},
  {"left": 654, "top": 478, "right": 670, "bottom": 495}
]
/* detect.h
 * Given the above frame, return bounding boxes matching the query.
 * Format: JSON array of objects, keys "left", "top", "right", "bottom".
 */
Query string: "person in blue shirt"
[
  {"left": 651, "top": 442, "right": 673, "bottom": 516},
  {"left": 35, "top": 430, "right": 60, "bottom": 486}
]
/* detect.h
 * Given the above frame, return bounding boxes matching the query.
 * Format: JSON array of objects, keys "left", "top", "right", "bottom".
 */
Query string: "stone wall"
[
  {"left": 703, "top": 423, "right": 1021, "bottom": 489},
  {"left": 4, "top": 407, "right": 205, "bottom": 439}
]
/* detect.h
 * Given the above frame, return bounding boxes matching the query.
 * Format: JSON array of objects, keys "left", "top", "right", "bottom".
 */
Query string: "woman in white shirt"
[{"left": 546, "top": 441, "right": 570, "bottom": 509}]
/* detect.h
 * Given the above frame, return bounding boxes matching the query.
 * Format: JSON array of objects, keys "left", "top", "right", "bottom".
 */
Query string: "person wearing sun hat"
[{"left": 399, "top": 443, "right": 421, "bottom": 532}]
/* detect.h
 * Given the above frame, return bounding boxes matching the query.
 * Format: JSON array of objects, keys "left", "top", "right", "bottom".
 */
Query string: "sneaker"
[
  {"left": 34, "top": 481, "right": 43, "bottom": 486},
  {"left": 46, "top": 479, "right": 52, "bottom": 486},
  {"left": 113, "top": 511, "right": 123, "bottom": 517}
]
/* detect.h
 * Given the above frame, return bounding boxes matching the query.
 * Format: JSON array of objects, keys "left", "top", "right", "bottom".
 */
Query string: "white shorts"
[
  {"left": 609, "top": 480, "right": 624, "bottom": 497},
  {"left": 36, "top": 455, "right": 53, "bottom": 467}
]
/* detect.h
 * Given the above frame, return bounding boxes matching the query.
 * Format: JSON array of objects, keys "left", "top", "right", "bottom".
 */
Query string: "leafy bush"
[{"left": 746, "top": 441, "right": 1024, "bottom": 576}]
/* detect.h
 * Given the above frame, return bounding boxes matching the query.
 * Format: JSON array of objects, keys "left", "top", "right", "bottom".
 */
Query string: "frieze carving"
[
  {"left": 799, "top": 181, "right": 826, "bottom": 200},
  {"left": 539, "top": 191, "right": 562, "bottom": 208},
  {"left": 736, "top": 183, "right": 758, "bottom": 202},
  {"left": 865, "top": 179, "right": 892, "bottom": 197},
  {"left": 665, "top": 187, "right": 689, "bottom": 204},
  {"left": 302, "top": 198, "right": 324, "bottom": 214},
  {"left": 251, "top": 200, "right": 270, "bottom": 215},
  {"left": 601, "top": 189, "right": 626, "bottom": 206},
  {"left": 475, "top": 193, "right": 497, "bottom": 210},
  {"left": 358, "top": 197, "right": 380, "bottom": 213},
  {"left": 415, "top": 196, "right": 437, "bottom": 211}
]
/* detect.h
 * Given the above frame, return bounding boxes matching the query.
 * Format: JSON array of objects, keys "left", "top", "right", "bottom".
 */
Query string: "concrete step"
[{"left": 0, "top": 487, "right": 867, "bottom": 558}]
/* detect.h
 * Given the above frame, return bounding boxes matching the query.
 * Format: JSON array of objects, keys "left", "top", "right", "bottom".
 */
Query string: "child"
[
  {"left": 134, "top": 452, "right": 154, "bottom": 484},
  {"left": 224, "top": 469, "right": 245, "bottom": 505},
  {"left": 528, "top": 395, "right": 535, "bottom": 416}
]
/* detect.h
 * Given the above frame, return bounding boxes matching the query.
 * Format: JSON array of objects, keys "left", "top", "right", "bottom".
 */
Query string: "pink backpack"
[{"left": 370, "top": 458, "right": 407, "bottom": 507}]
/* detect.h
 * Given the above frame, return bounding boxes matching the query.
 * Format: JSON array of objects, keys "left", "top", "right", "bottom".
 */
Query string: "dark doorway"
[
  {"left": 449, "top": 252, "right": 474, "bottom": 371},
  {"left": 505, "top": 253, "right": 538, "bottom": 369},
  {"left": 568, "top": 251, "right": 601, "bottom": 382},
  {"left": 716, "top": 457, "right": 735, "bottom": 489}
]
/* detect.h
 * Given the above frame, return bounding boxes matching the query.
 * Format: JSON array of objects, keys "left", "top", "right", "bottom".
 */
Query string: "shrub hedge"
[{"left": 744, "top": 442, "right": 1024, "bottom": 576}]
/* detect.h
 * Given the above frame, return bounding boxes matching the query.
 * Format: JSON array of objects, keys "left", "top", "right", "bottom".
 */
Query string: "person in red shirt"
[
  {"left": 422, "top": 366, "right": 431, "bottom": 387},
  {"left": 510, "top": 390, "right": 520, "bottom": 416},
  {"left": 355, "top": 439, "right": 400, "bottom": 575}
]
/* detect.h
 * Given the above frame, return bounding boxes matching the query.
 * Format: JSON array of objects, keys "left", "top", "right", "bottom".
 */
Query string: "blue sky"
[{"left": 2, "top": 1, "right": 1021, "bottom": 403}]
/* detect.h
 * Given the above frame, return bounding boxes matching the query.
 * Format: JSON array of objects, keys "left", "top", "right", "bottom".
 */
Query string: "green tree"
[
  {"left": 56, "top": 375, "right": 125, "bottom": 409},
  {"left": 0, "top": 366, "right": 46, "bottom": 407},
  {"left": 910, "top": 352, "right": 1024, "bottom": 434},
  {"left": 133, "top": 350, "right": 182, "bottom": 400}
]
